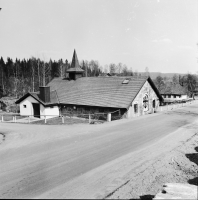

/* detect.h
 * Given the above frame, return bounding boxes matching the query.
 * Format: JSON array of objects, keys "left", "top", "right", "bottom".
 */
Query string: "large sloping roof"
[{"left": 47, "top": 76, "right": 162, "bottom": 108}]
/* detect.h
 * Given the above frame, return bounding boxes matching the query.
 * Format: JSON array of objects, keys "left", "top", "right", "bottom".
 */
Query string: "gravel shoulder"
[{"left": 106, "top": 120, "right": 198, "bottom": 199}]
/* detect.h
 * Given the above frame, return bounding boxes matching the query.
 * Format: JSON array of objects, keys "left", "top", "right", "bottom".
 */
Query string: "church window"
[{"left": 143, "top": 94, "right": 149, "bottom": 111}]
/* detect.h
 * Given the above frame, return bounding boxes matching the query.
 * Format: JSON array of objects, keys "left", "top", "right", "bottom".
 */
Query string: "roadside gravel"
[{"left": 106, "top": 120, "right": 198, "bottom": 199}]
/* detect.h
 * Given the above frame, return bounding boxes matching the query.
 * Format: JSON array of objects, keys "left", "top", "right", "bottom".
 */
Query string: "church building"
[{"left": 16, "top": 50, "right": 163, "bottom": 120}]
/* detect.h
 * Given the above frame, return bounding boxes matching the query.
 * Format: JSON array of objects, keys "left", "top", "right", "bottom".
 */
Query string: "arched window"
[{"left": 143, "top": 94, "right": 149, "bottom": 111}]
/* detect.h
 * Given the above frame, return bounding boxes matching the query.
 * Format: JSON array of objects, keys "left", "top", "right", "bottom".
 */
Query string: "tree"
[
  {"left": 134, "top": 70, "right": 139, "bottom": 76},
  {"left": 117, "top": 63, "right": 123, "bottom": 74},
  {"left": 89, "top": 60, "right": 100, "bottom": 76},
  {"left": 122, "top": 65, "right": 128, "bottom": 76},
  {"left": 109, "top": 63, "right": 116, "bottom": 74},
  {"left": 172, "top": 74, "right": 178, "bottom": 84},
  {"left": 0, "top": 57, "right": 6, "bottom": 95},
  {"left": 154, "top": 75, "right": 165, "bottom": 92},
  {"left": 104, "top": 64, "right": 108, "bottom": 73},
  {"left": 178, "top": 73, "right": 197, "bottom": 96}
]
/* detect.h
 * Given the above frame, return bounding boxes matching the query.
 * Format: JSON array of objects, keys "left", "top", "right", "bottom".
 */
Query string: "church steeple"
[
  {"left": 67, "top": 49, "right": 84, "bottom": 80},
  {"left": 71, "top": 49, "right": 80, "bottom": 68}
]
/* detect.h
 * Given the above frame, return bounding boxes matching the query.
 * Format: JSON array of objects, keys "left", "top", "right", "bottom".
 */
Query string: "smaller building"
[
  {"left": 15, "top": 88, "right": 60, "bottom": 119},
  {"left": 192, "top": 84, "right": 198, "bottom": 99},
  {"left": 160, "top": 84, "right": 188, "bottom": 105}
]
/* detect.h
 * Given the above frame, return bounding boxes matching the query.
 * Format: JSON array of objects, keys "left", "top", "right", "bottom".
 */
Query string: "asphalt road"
[{"left": 0, "top": 103, "right": 198, "bottom": 199}]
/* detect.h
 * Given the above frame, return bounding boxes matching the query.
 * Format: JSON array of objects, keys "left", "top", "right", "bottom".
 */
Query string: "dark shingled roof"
[
  {"left": 15, "top": 90, "right": 59, "bottom": 106},
  {"left": 47, "top": 76, "right": 162, "bottom": 109},
  {"left": 160, "top": 83, "right": 187, "bottom": 95}
]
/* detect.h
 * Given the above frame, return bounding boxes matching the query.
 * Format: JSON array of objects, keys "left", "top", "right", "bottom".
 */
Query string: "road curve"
[{"left": 0, "top": 103, "right": 198, "bottom": 199}]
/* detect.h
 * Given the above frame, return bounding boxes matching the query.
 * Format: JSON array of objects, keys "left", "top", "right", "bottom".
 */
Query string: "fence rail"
[
  {"left": 157, "top": 99, "right": 196, "bottom": 112},
  {"left": 0, "top": 109, "right": 122, "bottom": 124}
]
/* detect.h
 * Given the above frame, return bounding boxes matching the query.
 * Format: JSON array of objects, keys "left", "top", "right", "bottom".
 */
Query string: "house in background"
[
  {"left": 192, "top": 84, "right": 198, "bottom": 99},
  {"left": 16, "top": 50, "right": 163, "bottom": 120},
  {"left": 160, "top": 83, "right": 189, "bottom": 105}
]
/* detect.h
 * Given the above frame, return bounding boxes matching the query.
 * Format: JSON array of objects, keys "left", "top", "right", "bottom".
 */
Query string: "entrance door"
[
  {"left": 32, "top": 103, "right": 40, "bottom": 118},
  {"left": 153, "top": 100, "right": 155, "bottom": 108}
]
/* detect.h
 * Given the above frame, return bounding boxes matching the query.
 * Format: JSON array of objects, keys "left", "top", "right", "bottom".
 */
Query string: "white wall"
[
  {"left": 19, "top": 96, "right": 60, "bottom": 119},
  {"left": 19, "top": 96, "right": 39, "bottom": 117},
  {"left": 162, "top": 94, "right": 188, "bottom": 100},
  {"left": 40, "top": 105, "right": 59, "bottom": 119}
]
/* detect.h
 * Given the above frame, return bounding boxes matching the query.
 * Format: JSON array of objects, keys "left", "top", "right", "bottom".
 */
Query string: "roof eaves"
[{"left": 147, "top": 77, "right": 163, "bottom": 101}]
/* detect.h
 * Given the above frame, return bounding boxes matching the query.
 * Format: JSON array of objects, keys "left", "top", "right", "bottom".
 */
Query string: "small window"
[
  {"left": 23, "top": 105, "right": 26, "bottom": 108},
  {"left": 134, "top": 104, "right": 138, "bottom": 113},
  {"left": 168, "top": 95, "right": 171, "bottom": 98},
  {"left": 122, "top": 78, "right": 130, "bottom": 84},
  {"left": 50, "top": 106, "right": 54, "bottom": 108}
]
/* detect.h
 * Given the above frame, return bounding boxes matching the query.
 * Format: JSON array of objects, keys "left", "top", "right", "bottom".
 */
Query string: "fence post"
[
  {"left": 89, "top": 114, "right": 91, "bottom": 124},
  {"left": 28, "top": 116, "right": 30, "bottom": 123},
  {"left": 1, "top": 115, "right": 3, "bottom": 122},
  {"left": 44, "top": 116, "right": 47, "bottom": 124},
  {"left": 62, "top": 115, "right": 64, "bottom": 124},
  {"left": 15, "top": 116, "right": 17, "bottom": 123},
  {"left": 107, "top": 113, "right": 111, "bottom": 122},
  {"left": 13, "top": 116, "right": 15, "bottom": 122}
]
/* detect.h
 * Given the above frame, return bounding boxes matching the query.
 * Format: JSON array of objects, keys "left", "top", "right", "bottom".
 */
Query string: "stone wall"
[
  {"left": 60, "top": 105, "right": 126, "bottom": 121},
  {"left": 127, "top": 80, "right": 160, "bottom": 118}
]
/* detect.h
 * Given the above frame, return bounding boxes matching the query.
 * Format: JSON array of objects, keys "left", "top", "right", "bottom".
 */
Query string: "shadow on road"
[
  {"left": 139, "top": 194, "right": 154, "bottom": 199},
  {"left": 186, "top": 146, "right": 198, "bottom": 186}
]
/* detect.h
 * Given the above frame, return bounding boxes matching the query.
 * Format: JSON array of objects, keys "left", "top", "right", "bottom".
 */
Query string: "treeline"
[
  {"left": 1, "top": 56, "right": 196, "bottom": 99},
  {"left": 0, "top": 57, "right": 133, "bottom": 98},
  {"left": 153, "top": 73, "right": 197, "bottom": 97}
]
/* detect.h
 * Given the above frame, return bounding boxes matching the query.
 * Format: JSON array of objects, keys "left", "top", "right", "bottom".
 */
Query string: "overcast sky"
[{"left": 0, "top": 0, "right": 197, "bottom": 73}]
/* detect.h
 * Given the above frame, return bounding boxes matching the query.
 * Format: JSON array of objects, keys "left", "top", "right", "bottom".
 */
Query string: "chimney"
[{"left": 39, "top": 86, "right": 50, "bottom": 103}]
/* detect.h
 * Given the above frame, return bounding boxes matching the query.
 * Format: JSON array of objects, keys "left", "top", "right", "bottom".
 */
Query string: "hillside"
[{"left": 139, "top": 72, "right": 187, "bottom": 80}]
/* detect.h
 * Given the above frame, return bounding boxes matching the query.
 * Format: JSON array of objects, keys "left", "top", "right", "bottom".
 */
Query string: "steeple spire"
[
  {"left": 66, "top": 49, "right": 84, "bottom": 80},
  {"left": 71, "top": 49, "right": 80, "bottom": 68}
]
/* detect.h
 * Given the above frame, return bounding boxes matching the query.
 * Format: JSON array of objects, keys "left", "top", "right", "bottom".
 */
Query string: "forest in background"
[
  {"left": 0, "top": 56, "right": 197, "bottom": 99},
  {"left": 0, "top": 57, "right": 134, "bottom": 98}
]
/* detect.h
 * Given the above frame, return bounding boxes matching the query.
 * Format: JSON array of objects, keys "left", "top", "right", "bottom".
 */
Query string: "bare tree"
[
  {"left": 117, "top": 63, "right": 123, "bottom": 74},
  {"left": 109, "top": 63, "right": 116, "bottom": 74}
]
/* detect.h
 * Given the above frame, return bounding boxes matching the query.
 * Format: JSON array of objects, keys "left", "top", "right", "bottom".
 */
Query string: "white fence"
[
  {"left": 156, "top": 99, "right": 197, "bottom": 112},
  {"left": 0, "top": 100, "right": 197, "bottom": 124}
]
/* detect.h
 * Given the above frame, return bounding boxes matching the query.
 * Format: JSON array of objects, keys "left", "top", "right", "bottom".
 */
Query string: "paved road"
[{"left": 0, "top": 103, "right": 198, "bottom": 199}]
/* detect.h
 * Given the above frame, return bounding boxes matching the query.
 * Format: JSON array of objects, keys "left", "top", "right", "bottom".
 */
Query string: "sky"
[{"left": 0, "top": 0, "right": 198, "bottom": 74}]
